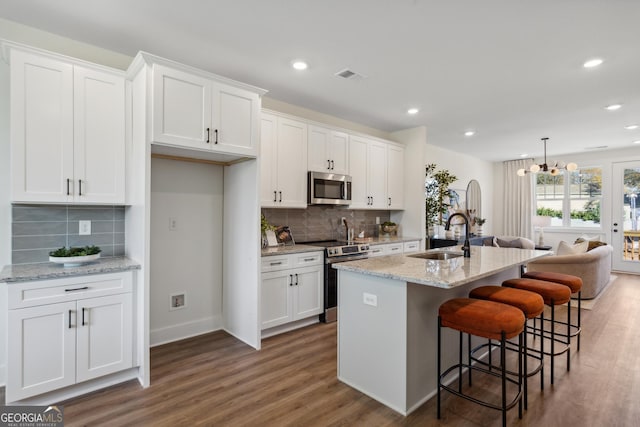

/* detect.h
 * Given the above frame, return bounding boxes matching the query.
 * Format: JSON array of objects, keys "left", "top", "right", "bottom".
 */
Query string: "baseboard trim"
[{"left": 150, "top": 315, "right": 222, "bottom": 347}]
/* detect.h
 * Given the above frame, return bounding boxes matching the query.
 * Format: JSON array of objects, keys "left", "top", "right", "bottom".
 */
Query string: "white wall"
[
  {"left": 0, "top": 42, "right": 9, "bottom": 386},
  {"left": 493, "top": 146, "right": 640, "bottom": 251},
  {"left": 0, "top": 18, "right": 131, "bottom": 70},
  {"left": 149, "top": 158, "right": 224, "bottom": 345},
  {"left": 424, "top": 144, "right": 495, "bottom": 235},
  {"left": 263, "top": 98, "right": 392, "bottom": 141}
]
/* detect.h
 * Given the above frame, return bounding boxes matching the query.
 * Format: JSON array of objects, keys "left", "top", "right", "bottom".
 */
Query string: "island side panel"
[
  {"left": 337, "top": 270, "right": 408, "bottom": 414},
  {"left": 405, "top": 266, "right": 521, "bottom": 413}
]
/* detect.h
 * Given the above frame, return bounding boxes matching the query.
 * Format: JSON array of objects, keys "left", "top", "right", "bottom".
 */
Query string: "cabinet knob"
[
  {"left": 68, "top": 309, "right": 73, "bottom": 329},
  {"left": 66, "top": 178, "right": 71, "bottom": 196},
  {"left": 327, "top": 160, "right": 331, "bottom": 170},
  {"left": 273, "top": 191, "right": 277, "bottom": 202},
  {"left": 206, "top": 127, "right": 210, "bottom": 143},
  {"left": 330, "top": 160, "right": 334, "bottom": 170},
  {"left": 289, "top": 274, "right": 293, "bottom": 286},
  {"left": 279, "top": 191, "right": 282, "bottom": 202},
  {"left": 214, "top": 129, "right": 219, "bottom": 144},
  {"left": 78, "top": 179, "right": 83, "bottom": 196}
]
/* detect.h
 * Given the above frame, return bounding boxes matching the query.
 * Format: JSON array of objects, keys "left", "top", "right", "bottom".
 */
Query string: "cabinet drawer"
[
  {"left": 386, "top": 243, "right": 404, "bottom": 255},
  {"left": 292, "top": 251, "right": 323, "bottom": 267},
  {"left": 369, "top": 245, "right": 386, "bottom": 257},
  {"left": 261, "top": 255, "right": 291, "bottom": 272},
  {"left": 404, "top": 240, "right": 420, "bottom": 253},
  {"left": 8, "top": 272, "right": 133, "bottom": 309}
]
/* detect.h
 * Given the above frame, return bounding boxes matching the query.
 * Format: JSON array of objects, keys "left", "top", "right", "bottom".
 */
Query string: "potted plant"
[
  {"left": 474, "top": 217, "right": 486, "bottom": 236},
  {"left": 425, "top": 164, "right": 458, "bottom": 241},
  {"left": 49, "top": 245, "right": 102, "bottom": 267},
  {"left": 260, "top": 214, "right": 275, "bottom": 248}
]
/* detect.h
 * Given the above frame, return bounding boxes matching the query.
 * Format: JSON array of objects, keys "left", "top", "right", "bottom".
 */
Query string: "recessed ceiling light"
[
  {"left": 464, "top": 130, "right": 475, "bottom": 137},
  {"left": 520, "top": 153, "right": 528, "bottom": 158},
  {"left": 634, "top": 140, "right": 640, "bottom": 144},
  {"left": 407, "top": 108, "right": 419, "bottom": 115},
  {"left": 605, "top": 104, "right": 622, "bottom": 111},
  {"left": 292, "top": 60, "right": 308, "bottom": 70},
  {"left": 624, "top": 124, "right": 639, "bottom": 130},
  {"left": 583, "top": 58, "right": 603, "bottom": 68}
]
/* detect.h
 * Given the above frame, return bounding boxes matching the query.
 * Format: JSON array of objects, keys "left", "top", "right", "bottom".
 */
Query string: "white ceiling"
[{"left": 1, "top": 0, "right": 639, "bottom": 161}]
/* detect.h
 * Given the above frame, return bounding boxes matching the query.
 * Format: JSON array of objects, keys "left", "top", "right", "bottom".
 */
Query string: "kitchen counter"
[
  {"left": 261, "top": 244, "right": 324, "bottom": 257},
  {"left": 335, "top": 246, "right": 550, "bottom": 415},
  {"left": 367, "top": 236, "right": 422, "bottom": 245},
  {"left": 333, "top": 245, "right": 550, "bottom": 288},
  {"left": 0, "top": 257, "right": 141, "bottom": 283}
]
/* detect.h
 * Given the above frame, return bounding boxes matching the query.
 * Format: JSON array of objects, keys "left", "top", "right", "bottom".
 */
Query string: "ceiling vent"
[{"left": 335, "top": 68, "right": 367, "bottom": 80}]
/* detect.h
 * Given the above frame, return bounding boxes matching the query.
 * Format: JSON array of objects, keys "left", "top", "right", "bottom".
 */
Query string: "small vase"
[{"left": 476, "top": 226, "right": 483, "bottom": 237}]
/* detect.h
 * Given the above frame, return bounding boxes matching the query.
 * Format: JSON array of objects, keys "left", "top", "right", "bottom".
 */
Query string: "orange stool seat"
[
  {"left": 503, "top": 278, "right": 571, "bottom": 305},
  {"left": 439, "top": 298, "right": 525, "bottom": 340},
  {"left": 470, "top": 286, "right": 544, "bottom": 318},
  {"left": 523, "top": 271, "right": 582, "bottom": 293}
]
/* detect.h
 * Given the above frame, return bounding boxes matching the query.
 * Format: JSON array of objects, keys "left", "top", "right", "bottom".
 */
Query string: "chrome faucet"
[{"left": 445, "top": 213, "right": 471, "bottom": 257}]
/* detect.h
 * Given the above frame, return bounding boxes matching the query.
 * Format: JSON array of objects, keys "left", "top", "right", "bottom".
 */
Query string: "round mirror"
[{"left": 466, "top": 179, "right": 481, "bottom": 219}]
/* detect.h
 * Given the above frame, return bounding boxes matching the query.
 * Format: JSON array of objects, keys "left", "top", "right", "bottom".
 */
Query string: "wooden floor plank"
[{"left": 3, "top": 273, "right": 640, "bottom": 426}]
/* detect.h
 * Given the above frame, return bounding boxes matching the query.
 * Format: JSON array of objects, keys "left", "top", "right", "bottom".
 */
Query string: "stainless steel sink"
[{"left": 407, "top": 251, "right": 464, "bottom": 260}]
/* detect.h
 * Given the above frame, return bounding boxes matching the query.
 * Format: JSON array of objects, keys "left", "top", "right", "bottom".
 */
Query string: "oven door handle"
[{"left": 327, "top": 254, "right": 369, "bottom": 264}]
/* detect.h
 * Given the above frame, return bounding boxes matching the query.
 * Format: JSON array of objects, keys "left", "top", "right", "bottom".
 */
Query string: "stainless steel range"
[{"left": 301, "top": 240, "right": 370, "bottom": 323}]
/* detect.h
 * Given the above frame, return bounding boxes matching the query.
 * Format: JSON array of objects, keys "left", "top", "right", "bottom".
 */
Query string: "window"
[{"left": 535, "top": 167, "right": 602, "bottom": 228}]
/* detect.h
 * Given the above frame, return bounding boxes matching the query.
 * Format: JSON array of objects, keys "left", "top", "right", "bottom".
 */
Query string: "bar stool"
[
  {"left": 469, "top": 285, "right": 544, "bottom": 409},
  {"left": 503, "top": 278, "right": 571, "bottom": 384},
  {"left": 438, "top": 298, "right": 525, "bottom": 427},
  {"left": 523, "top": 271, "right": 583, "bottom": 350}
]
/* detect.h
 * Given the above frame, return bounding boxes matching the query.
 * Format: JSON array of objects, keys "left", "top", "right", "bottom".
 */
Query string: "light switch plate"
[{"left": 79, "top": 220, "right": 91, "bottom": 235}]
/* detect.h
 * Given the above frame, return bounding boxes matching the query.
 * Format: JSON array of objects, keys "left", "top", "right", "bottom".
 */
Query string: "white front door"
[{"left": 612, "top": 161, "right": 640, "bottom": 273}]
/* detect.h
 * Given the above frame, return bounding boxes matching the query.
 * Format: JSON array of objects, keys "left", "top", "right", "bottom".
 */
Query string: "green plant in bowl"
[{"left": 49, "top": 245, "right": 102, "bottom": 257}]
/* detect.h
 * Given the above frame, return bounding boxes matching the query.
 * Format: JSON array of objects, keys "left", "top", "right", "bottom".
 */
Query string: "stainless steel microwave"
[{"left": 308, "top": 171, "right": 352, "bottom": 205}]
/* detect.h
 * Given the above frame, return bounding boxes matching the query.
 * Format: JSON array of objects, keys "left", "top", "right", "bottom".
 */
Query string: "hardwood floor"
[{"left": 5, "top": 273, "right": 640, "bottom": 426}]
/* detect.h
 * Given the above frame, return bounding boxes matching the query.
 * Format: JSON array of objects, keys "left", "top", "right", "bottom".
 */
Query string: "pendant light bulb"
[
  {"left": 517, "top": 168, "right": 526, "bottom": 177},
  {"left": 566, "top": 162, "right": 578, "bottom": 172},
  {"left": 530, "top": 164, "right": 540, "bottom": 173},
  {"left": 550, "top": 168, "right": 560, "bottom": 176}
]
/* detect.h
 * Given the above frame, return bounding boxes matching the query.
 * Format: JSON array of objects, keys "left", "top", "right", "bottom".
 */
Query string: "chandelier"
[{"left": 517, "top": 137, "right": 578, "bottom": 176}]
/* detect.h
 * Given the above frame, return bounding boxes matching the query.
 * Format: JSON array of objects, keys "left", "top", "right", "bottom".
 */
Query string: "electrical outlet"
[
  {"left": 169, "top": 293, "right": 186, "bottom": 310},
  {"left": 169, "top": 217, "right": 177, "bottom": 231},
  {"left": 363, "top": 292, "right": 377, "bottom": 307},
  {"left": 79, "top": 220, "right": 91, "bottom": 235}
]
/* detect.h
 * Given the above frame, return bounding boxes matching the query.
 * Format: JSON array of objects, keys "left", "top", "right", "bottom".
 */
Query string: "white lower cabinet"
[
  {"left": 369, "top": 241, "right": 419, "bottom": 257},
  {"left": 261, "top": 252, "right": 323, "bottom": 330},
  {"left": 6, "top": 272, "right": 133, "bottom": 403}
]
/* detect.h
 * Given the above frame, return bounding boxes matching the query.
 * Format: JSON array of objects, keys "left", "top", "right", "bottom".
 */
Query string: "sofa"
[{"left": 526, "top": 244, "right": 613, "bottom": 299}]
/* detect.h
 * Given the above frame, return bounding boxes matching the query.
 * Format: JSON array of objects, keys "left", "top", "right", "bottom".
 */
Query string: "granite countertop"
[
  {"left": 368, "top": 236, "right": 421, "bottom": 245},
  {"left": 260, "top": 237, "right": 422, "bottom": 257},
  {"left": 261, "top": 244, "right": 324, "bottom": 257},
  {"left": 0, "top": 257, "right": 141, "bottom": 283},
  {"left": 333, "top": 246, "right": 551, "bottom": 289}
]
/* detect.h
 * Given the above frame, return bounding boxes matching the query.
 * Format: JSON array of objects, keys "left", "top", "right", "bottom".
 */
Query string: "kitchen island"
[{"left": 333, "top": 245, "right": 550, "bottom": 415}]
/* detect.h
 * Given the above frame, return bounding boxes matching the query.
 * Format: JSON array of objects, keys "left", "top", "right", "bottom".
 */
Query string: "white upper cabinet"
[
  {"left": 308, "top": 125, "right": 349, "bottom": 175},
  {"left": 349, "top": 135, "right": 404, "bottom": 210},
  {"left": 151, "top": 61, "right": 261, "bottom": 157},
  {"left": 8, "top": 45, "right": 125, "bottom": 204},
  {"left": 386, "top": 143, "right": 404, "bottom": 209},
  {"left": 349, "top": 136, "right": 387, "bottom": 209},
  {"left": 151, "top": 64, "right": 211, "bottom": 149},
  {"left": 260, "top": 112, "right": 308, "bottom": 208}
]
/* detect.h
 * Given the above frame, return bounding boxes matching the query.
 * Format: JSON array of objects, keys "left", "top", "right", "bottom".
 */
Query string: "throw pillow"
[
  {"left": 557, "top": 240, "right": 589, "bottom": 255},
  {"left": 575, "top": 234, "right": 601, "bottom": 243},
  {"left": 496, "top": 238, "right": 523, "bottom": 248},
  {"left": 586, "top": 240, "right": 607, "bottom": 251}
]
